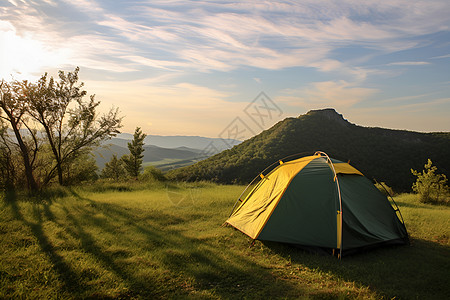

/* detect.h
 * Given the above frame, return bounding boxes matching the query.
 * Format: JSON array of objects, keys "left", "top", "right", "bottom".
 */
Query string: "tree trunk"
[
  {"left": 41, "top": 121, "right": 64, "bottom": 185},
  {"left": 57, "top": 163, "right": 64, "bottom": 185},
  {"left": 10, "top": 121, "right": 39, "bottom": 192}
]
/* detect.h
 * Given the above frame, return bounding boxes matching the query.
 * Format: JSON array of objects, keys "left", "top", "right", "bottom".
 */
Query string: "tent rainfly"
[{"left": 225, "top": 152, "right": 409, "bottom": 258}]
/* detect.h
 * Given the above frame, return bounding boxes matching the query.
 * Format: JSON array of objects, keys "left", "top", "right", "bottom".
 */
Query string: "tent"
[{"left": 225, "top": 152, "right": 408, "bottom": 257}]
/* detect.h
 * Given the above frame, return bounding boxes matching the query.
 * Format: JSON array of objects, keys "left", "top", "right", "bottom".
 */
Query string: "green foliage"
[
  {"left": 140, "top": 165, "right": 167, "bottom": 182},
  {"left": 25, "top": 67, "right": 122, "bottom": 186},
  {"left": 84, "top": 180, "right": 133, "bottom": 193},
  {"left": 62, "top": 153, "right": 99, "bottom": 185},
  {"left": 122, "top": 127, "right": 146, "bottom": 179},
  {"left": 411, "top": 159, "right": 449, "bottom": 204},
  {"left": 101, "top": 154, "right": 126, "bottom": 181},
  {"left": 0, "top": 68, "right": 122, "bottom": 190},
  {"left": 375, "top": 181, "right": 395, "bottom": 196}
]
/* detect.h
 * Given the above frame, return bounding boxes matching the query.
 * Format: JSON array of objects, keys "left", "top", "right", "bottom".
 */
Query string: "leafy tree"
[
  {"left": 101, "top": 154, "right": 126, "bottom": 181},
  {"left": 0, "top": 80, "right": 40, "bottom": 191},
  {"left": 0, "top": 68, "right": 122, "bottom": 190},
  {"left": 411, "top": 159, "right": 449, "bottom": 203},
  {"left": 25, "top": 67, "right": 122, "bottom": 186},
  {"left": 123, "top": 127, "right": 146, "bottom": 179}
]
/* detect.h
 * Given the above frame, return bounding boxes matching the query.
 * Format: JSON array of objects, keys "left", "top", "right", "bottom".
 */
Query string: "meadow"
[{"left": 1, "top": 183, "right": 449, "bottom": 299}]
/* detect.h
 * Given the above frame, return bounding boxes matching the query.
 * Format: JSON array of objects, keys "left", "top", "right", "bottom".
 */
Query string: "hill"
[
  {"left": 168, "top": 109, "right": 450, "bottom": 191},
  {"left": 94, "top": 144, "right": 202, "bottom": 171},
  {"left": 94, "top": 134, "right": 241, "bottom": 171}
]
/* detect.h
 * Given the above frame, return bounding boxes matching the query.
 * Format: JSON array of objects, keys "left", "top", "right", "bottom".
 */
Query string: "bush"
[
  {"left": 375, "top": 181, "right": 395, "bottom": 196},
  {"left": 411, "top": 159, "right": 449, "bottom": 204},
  {"left": 140, "top": 166, "right": 167, "bottom": 182},
  {"left": 82, "top": 180, "right": 133, "bottom": 193}
]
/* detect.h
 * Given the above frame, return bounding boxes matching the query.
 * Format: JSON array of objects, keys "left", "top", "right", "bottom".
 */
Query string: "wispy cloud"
[
  {"left": 2, "top": 0, "right": 449, "bottom": 77},
  {"left": 387, "top": 61, "right": 431, "bottom": 66},
  {"left": 431, "top": 54, "right": 450, "bottom": 59}
]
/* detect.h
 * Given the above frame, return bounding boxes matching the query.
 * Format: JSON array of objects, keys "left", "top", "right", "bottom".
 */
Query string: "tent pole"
[
  {"left": 316, "top": 151, "right": 344, "bottom": 259},
  {"left": 374, "top": 179, "right": 409, "bottom": 243}
]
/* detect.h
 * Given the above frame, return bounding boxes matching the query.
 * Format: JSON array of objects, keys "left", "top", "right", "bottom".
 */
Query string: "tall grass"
[{"left": 1, "top": 185, "right": 449, "bottom": 299}]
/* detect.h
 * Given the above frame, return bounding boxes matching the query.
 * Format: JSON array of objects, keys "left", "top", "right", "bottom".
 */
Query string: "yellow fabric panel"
[
  {"left": 226, "top": 155, "right": 319, "bottom": 239},
  {"left": 332, "top": 163, "right": 363, "bottom": 176}
]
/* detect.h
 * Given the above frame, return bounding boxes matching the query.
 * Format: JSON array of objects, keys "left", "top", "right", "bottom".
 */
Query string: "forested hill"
[{"left": 167, "top": 108, "right": 450, "bottom": 192}]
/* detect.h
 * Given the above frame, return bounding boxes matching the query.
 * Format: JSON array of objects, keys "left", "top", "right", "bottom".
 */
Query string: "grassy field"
[{"left": 1, "top": 183, "right": 449, "bottom": 299}]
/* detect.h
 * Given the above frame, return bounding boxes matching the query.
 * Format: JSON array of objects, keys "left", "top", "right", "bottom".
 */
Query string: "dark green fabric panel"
[
  {"left": 259, "top": 158, "right": 339, "bottom": 248},
  {"left": 329, "top": 158, "right": 344, "bottom": 164},
  {"left": 339, "top": 175, "right": 408, "bottom": 249}
]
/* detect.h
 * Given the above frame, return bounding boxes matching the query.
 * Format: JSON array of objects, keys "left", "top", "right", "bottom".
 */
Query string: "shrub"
[
  {"left": 411, "top": 159, "right": 449, "bottom": 204},
  {"left": 140, "top": 166, "right": 167, "bottom": 182},
  {"left": 375, "top": 181, "right": 395, "bottom": 196}
]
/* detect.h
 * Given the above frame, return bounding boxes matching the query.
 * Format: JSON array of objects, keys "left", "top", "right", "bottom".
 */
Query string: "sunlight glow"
[{"left": 0, "top": 22, "right": 70, "bottom": 80}]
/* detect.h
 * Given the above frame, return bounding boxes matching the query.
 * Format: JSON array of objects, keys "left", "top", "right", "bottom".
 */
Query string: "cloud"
[
  {"left": 278, "top": 80, "right": 378, "bottom": 109},
  {"left": 1, "top": 0, "right": 449, "bottom": 135},
  {"left": 431, "top": 54, "right": 450, "bottom": 59},
  {"left": 2, "top": 0, "right": 449, "bottom": 78},
  {"left": 387, "top": 61, "right": 431, "bottom": 66}
]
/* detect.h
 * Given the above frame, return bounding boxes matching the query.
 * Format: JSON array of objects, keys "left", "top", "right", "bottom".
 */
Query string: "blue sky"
[{"left": 1, "top": 0, "right": 449, "bottom": 138}]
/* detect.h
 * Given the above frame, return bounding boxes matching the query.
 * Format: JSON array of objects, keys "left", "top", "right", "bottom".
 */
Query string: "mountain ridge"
[
  {"left": 116, "top": 133, "right": 241, "bottom": 150},
  {"left": 167, "top": 108, "right": 450, "bottom": 191}
]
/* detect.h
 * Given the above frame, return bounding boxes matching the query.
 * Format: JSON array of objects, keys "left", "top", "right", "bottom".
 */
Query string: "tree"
[
  {"left": 101, "top": 154, "right": 126, "bottom": 181},
  {"left": 0, "top": 68, "right": 122, "bottom": 190},
  {"left": 0, "top": 121, "right": 15, "bottom": 190},
  {"left": 0, "top": 80, "right": 40, "bottom": 191},
  {"left": 411, "top": 159, "right": 449, "bottom": 203},
  {"left": 24, "top": 67, "right": 122, "bottom": 186},
  {"left": 123, "top": 127, "right": 146, "bottom": 179}
]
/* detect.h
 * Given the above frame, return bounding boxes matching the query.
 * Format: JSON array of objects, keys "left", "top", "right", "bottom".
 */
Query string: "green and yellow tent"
[{"left": 226, "top": 152, "right": 408, "bottom": 257}]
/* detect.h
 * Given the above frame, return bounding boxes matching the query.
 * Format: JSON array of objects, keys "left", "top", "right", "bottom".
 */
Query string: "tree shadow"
[
  {"left": 5, "top": 192, "right": 83, "bottom": 294},
  {"left": 263, "top": 238, "right": 450, "bottom": 299},
  {"left": 13, "top": 188, "right": 441, "bottom": 298},
  {"left": 395, "top": 199, "right": 450, "bottom": 209},
  {"left": 36, "top": 189, "right": 311, "bottom": 298}
]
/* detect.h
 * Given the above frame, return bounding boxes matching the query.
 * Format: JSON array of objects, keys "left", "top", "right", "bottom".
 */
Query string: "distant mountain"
[
  {"left": 115, "top": 133, "right": 241, "bottom": 151},
  {"left": 94, "top": 133, "right": 241, "bottom": 171},
  {"left": 94, "top": 144, "right": 203, "bottom": 170},
  {"left": 167, "top": 108, "right": 450, "bottom": 192}
]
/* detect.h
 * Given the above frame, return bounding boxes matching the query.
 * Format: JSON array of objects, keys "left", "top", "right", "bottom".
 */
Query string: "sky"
[{"left": 1, "top": 0, "right": 450, "bottom": 140}]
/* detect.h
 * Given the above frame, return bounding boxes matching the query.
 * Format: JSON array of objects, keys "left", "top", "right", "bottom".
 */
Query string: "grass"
[
  {"left": 1, "top": 184, "right": 449, "bottom": 299},
  {"left": 143, "top": 158, "right": 200, "bottom": 171}
]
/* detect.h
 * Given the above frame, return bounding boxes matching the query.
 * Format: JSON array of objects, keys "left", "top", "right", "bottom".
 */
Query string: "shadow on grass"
[
  {"left": 395, "top": 199, "right": 450, "bottom": 209},
  {"left": 5, "top": 191, "right": 83, "bottom": 294},
  {"left": 263, "top": 238, "right": 450, "bottom": 299},
  {"left": 11, "top": 188, "right": 447, "bottom": 298},
  {"left": 18, "top": 189, "right": 310, "bottom": 298}
]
